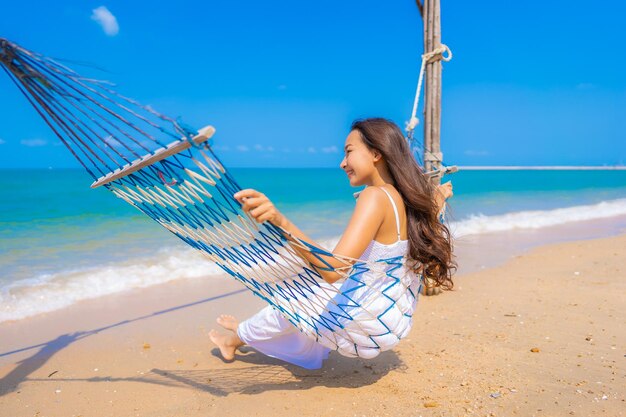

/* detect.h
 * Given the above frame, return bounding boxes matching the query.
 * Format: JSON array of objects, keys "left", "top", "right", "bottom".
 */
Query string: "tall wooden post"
[
  {"left": 417, "top": 0, "right": 448, "bottom": 297},
  {"left": 421, "top": 0, "right": 443, "bottom": 184}
]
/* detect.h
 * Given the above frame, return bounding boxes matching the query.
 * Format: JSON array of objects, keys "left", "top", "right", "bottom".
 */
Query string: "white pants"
[{"left": 237, "top": 305, "right": 331, "bottom": 370}]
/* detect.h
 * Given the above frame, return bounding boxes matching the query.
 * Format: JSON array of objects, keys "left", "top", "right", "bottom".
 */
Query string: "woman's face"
[{"left": 340, "top": 130, "right": 379, "bottom": 187}]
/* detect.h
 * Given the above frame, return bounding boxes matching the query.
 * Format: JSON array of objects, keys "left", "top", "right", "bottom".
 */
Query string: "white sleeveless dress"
[{"left": 237, "top": 188, "right": 422, "bottom": 369}]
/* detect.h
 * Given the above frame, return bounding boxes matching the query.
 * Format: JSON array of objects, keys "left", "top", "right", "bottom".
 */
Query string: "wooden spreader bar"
[{"left": 91, "top": 125, "right": 215, "bottom": 188}]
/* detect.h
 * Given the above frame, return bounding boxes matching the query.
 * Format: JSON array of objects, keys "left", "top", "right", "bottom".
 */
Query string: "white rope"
[{"left": 405, "top": 44, "right": 452, "bottom": 137}]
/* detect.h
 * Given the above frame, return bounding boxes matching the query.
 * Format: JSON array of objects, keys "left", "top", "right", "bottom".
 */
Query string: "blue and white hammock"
[{"left": 0, "top": 38, "right": 439, "bottom": 357}]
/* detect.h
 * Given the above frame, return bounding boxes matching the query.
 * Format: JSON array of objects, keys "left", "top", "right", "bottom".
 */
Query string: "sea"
[{"left": 1, "top": 168, "right": 625, "bottom": 323}]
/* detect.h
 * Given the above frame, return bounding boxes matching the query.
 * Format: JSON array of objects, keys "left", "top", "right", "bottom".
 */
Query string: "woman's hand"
[
  {"left": 434, "top": 181, "right": 453, "bottom": 213},
  {"left": 233, "top": 189, "right": 286, "bottom": 227}
]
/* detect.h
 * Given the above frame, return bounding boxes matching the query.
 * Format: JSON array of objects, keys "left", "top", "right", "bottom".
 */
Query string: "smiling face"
[{"left": 339, "top": 130, "right": 380, "bottom": 187}]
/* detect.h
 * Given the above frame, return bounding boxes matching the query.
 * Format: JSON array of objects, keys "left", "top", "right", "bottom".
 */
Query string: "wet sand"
[{"left": 0, "top": 227, "right": 625, "bottom": 416}]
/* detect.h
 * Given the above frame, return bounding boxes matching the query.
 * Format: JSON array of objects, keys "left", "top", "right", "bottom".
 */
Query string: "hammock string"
[{"left": 1, "top": 38, "right": 428, "bottom": 358}]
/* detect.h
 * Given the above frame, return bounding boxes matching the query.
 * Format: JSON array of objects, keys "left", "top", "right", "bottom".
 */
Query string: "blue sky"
[{"left": 1, "top": 0, "right": 625, "bottom": 168}]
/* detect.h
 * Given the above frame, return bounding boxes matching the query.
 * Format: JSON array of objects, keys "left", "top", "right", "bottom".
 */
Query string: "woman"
[{"left": 209, "top": 117, "right": 455, "bottom": 369}]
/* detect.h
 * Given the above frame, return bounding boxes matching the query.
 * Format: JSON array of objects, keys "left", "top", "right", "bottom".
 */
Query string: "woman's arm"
[{"left": 233, "top": 187, "right": 387, "bottom": 284}]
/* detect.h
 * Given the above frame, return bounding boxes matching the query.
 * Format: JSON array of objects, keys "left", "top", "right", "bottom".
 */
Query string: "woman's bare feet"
[
  {"left": 208, "top": 329, "right": 242, "bottom": 361},
  {"left": 209, "top": 315, "right": 244, "bottom": 361},
  {"left": 216, "top": 314, "right": 239, "bottom": 332}
]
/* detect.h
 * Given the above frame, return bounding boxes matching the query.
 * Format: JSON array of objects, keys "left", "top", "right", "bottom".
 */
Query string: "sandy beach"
[
  {"left": 2, "top": 2, "right": 625, "bottom": 416},
  {"left": 1, "top": 225, "right": 625, "bottom": 417}
]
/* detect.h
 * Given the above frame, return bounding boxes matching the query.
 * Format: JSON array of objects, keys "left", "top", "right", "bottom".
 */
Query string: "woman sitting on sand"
[{"left": 210, "top": 117, "right": 455, "bottom": 369}]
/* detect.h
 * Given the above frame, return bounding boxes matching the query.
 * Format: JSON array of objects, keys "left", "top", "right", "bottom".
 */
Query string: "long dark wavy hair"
[{"left": 351, "top": 118, "right": 456, "bottom": 289}]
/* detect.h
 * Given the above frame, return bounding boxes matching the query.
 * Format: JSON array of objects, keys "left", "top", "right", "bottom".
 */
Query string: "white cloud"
[
  {"left": 144, "top": 104, "right": 161, "bottom": 114},
  {"left": 104, "top": 135, "right": 122, "bottom": 148},
  {"left": 321, "top": 145, "right": 338, "bottom": 154},
  {"left": 91, "top": 6, "right": 119, "bottom": 36},
  {"left": 0, "top": 138, "right": 5, "bottom": 145},
  {"left": 464, "top": 149, "right": 489, "bottom": 156},
  {"left": 236, "top": 145, "right": 249, "bottom": 152},
  {"left": 307, "top": 146, "right": 317, "bottom": 153},
  {"left": 251, "top": 144, "right": 275, "bottom": 152},
  {"left": 21, "top": 138, "right": 47, "bottom": 147}
]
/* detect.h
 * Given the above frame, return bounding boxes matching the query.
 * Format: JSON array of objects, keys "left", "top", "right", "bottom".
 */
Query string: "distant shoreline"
[
  {"left": 458, "top": 166, "right": 626, "bottom": 170},
  {"left": 1, "top": 166, "right": 625, "bottom": 171}
]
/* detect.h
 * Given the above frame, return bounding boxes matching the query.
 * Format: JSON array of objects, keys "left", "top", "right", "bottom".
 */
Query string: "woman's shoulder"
[
  {"left": 358, "top": 185, "right": 391, "bottom": 199},
  {"left": 351, "top": 187, "right": 390, "bottom": 223},
  {"left": 355, "top": 186, "right": 390, "bottom": 207},
  {"left": 360, "top": 185, "right": 404, "bottom": 208}
]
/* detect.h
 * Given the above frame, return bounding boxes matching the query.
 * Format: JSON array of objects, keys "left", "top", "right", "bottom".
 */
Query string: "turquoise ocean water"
[{"left": 1, "top": 168, "right": 625, "bottom": 322}]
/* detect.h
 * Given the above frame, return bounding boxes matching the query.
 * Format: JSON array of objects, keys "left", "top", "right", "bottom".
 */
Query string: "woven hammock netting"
[{"left": 0, "top": 38, "right": 426, "bottom": 358}]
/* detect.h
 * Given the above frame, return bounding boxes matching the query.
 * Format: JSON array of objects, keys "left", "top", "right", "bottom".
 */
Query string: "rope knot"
[
  {"left": 405, "top": 44, "right": 453, "bottom": 137},
  {"left": 405, "top": 117, "right": 419, "bottom": 132},
  {"left": 422, "top": 43, "right": 453, "bottom": 64}
]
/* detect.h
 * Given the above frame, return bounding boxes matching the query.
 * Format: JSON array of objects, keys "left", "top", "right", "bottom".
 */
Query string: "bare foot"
[
  {"left": 216, "top": 314, "right": 239, "bottom": 332},
  {"left": 208, "top": 329, "right": 240, "bottom": 361}
]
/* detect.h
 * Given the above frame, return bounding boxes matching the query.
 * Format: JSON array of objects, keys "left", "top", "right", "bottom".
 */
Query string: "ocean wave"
[
  {"left": 0, "top": 237, "right": 339, "bottom": 324},
  {"left": 0, "top": 247, "right": 225, "bottom": 323},
  {"left": 2, "top": 199, "right": 625, "bottom": 324},
  {"left": 451, "top": 198, "right": 626, "bottom": 236}
]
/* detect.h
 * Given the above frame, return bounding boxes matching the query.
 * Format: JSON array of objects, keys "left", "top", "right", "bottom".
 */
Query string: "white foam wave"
[
  {"left": 2, "top": 199, "right": 624, "bottom": 324},
  {"left": 451, "top": 198, "right": 626, "bottom": 237},
  {"left": 0, "top": 237, "right": 341, "bottom": 324},
  {"left": 0, "top": 247, "right": 225, "bottom": 323}
]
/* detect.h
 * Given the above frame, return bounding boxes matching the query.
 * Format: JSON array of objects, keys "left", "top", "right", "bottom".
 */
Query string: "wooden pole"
[
  {"left": 425, "top": 0, "right": 433, "bottom": 173},
  {"left": 422, "top": 0, "right": 443, "bottom": 184}
]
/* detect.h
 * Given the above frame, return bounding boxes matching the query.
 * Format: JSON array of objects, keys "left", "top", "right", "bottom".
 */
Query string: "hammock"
[{"left": 0, "top": 38, "right": 433, "bottom": 358}]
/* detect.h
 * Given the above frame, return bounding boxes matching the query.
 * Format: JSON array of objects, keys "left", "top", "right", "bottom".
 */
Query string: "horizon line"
[
  {"left": 1, "top": 165, "right": 625, "bottom": 171},
  {"left": 458, "top": 165, "right": 626, "bottom": 170}
]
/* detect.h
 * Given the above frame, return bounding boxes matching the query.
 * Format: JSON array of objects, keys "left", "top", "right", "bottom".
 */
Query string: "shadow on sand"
[
  {"left": 148, "top": 347, "right": 406, "bottom": 396},
  {"left": 0, "top": 289, "right": 246, "bottom": 396},
  {"left": 0, "top": 289, "right": 404, "bottom": 396},
  {"left": 26, "top": 347, "right": 405, "bottom": 396}
]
